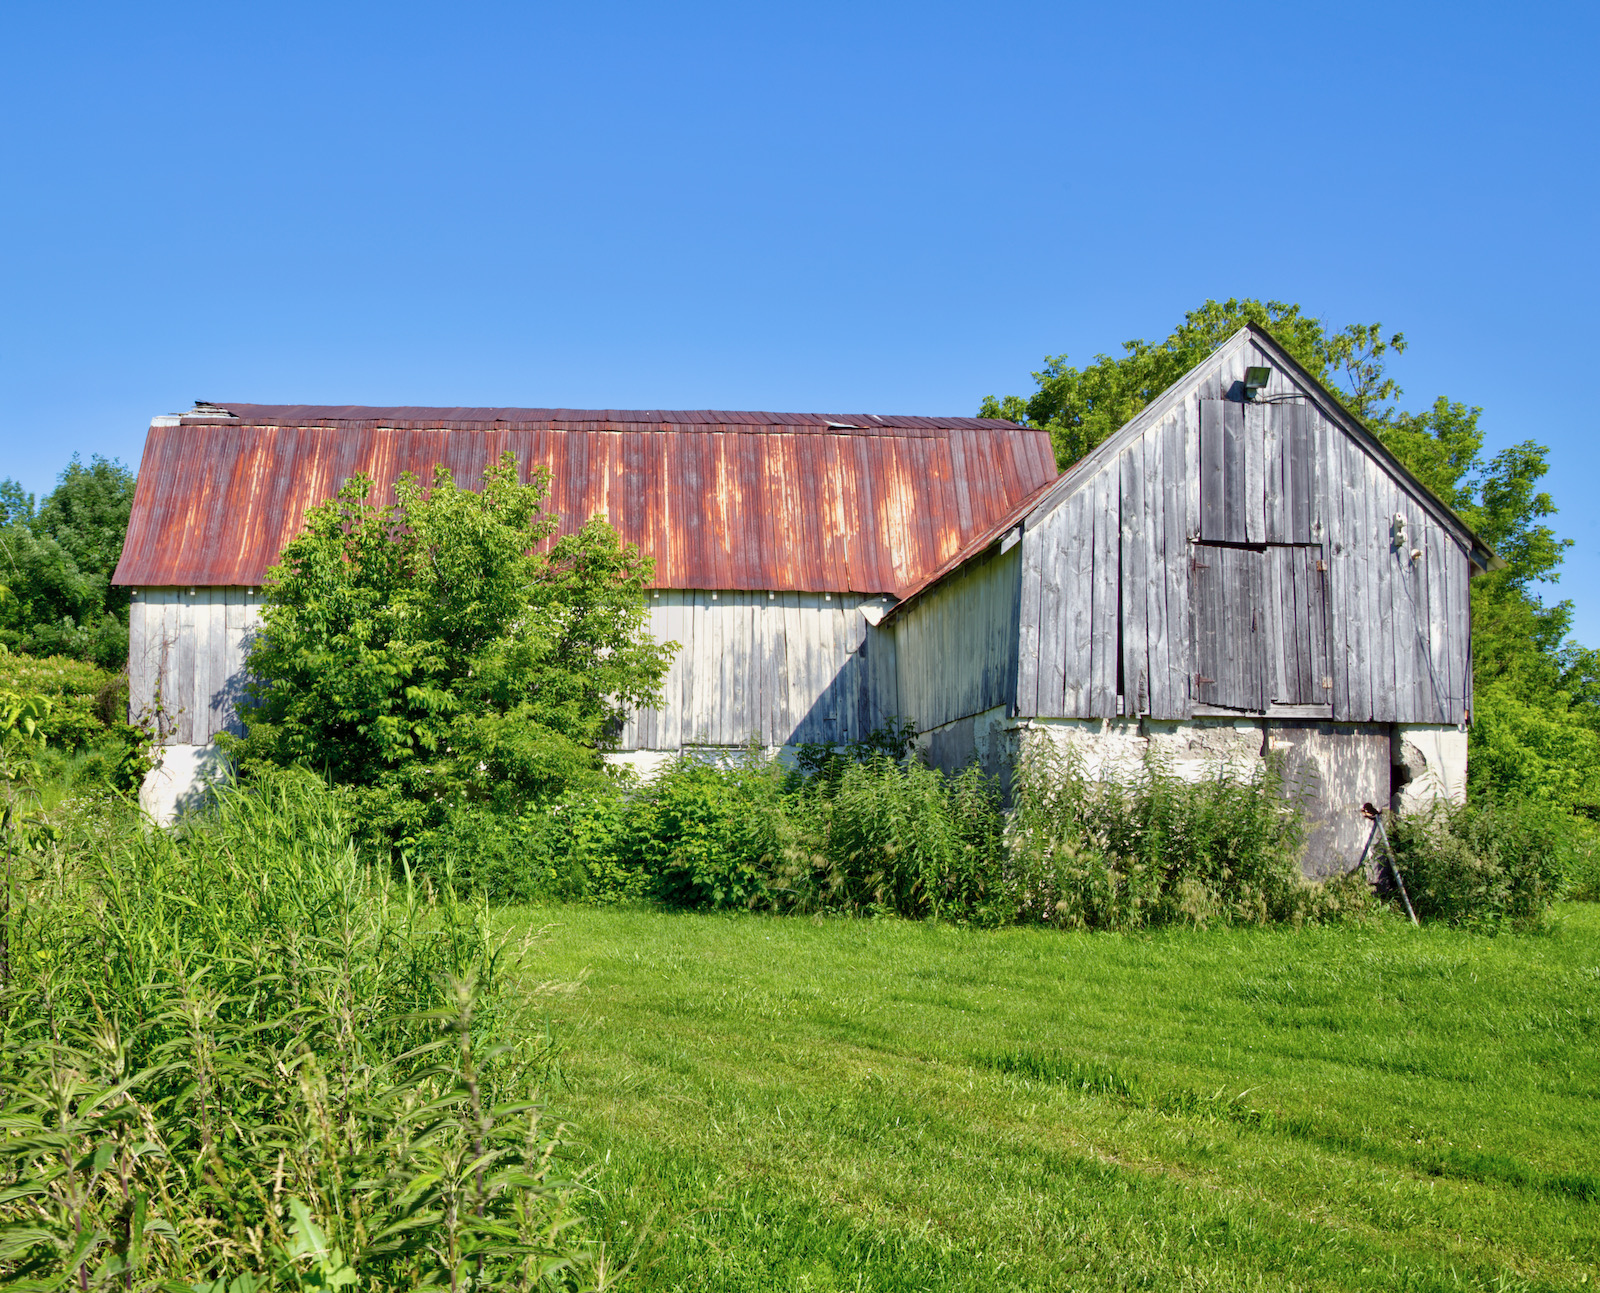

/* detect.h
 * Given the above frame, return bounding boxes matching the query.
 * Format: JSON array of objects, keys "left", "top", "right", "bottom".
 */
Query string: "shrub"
[
  {"left": 624, "top": 757, "right": 787, "bottom": 909},
  {"left": 0, "top": 770, "right": 606, "bottom": 1290},
  {"left": 0, "top": 652, "right": 146, "bottom": 794},
  {"left": 1004, "top": 743, "right": 1310, "bottom": 929},
  {"left": 408, "top": 788, "right": 640, "bottom": 906},
  {"left": 780, "top": 757, "right": 1004, "bottom": 920},
  {"left": 230, "top": 452, "right": 673, "bottom": 847},
  {"left": 1385, "top": 797, "right": 1572, "bottom": 929}
]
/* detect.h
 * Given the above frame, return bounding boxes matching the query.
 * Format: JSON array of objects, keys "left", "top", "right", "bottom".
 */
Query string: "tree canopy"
[
  {"left": 0, "top": 455, "right": 136, "bottom": 667},
  {"left": 980, "top": 299, "right": 1599, "bottom": 823},
  {"left": 230, "top": 452, "right": 675, "bottom": 844}
]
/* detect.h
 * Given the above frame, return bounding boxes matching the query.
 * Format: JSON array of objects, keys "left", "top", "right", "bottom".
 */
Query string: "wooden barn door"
[
  {"left": 1191, "top": 545, "right": 1266, "bottom": 710},
  {"left": 1191, "top": 542, "right": 1330, "bottom": 710}
]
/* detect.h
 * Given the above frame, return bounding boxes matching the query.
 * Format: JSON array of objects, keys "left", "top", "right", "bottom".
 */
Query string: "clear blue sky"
[{"left": 4, "top": 2, "right": 1597, "bottom": 639}]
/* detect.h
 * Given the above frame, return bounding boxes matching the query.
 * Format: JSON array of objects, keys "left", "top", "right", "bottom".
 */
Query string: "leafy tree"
[
  {"left": 981, "top": 299, "right": 1598, "bottom": 825},
  {"left": 0, "top": 456, "right": 136, "bottom": 668},
  {"left": 231, "top": 452, "right": 675, "bottom": 844},
  {"left": 978, "top": 298, "right": 1401, "bottom": 467}
]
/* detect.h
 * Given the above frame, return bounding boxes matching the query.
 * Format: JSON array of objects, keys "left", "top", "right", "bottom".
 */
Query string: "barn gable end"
[
  {"left": 883, "top": 325, "right": 1491, "bottom": 871},
  {"left": 1004, "top": 324, "right": 1488, "bottom": 729}
]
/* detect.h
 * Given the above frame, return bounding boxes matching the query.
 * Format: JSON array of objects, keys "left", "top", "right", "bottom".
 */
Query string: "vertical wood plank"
[
  {"left": 1222, "top": 400, "right": 1247, "bottom": 543},
  {"left": 1064, "top": 490, "right": 1092, "bottom": 717},
  {"left": 173, "top": 589, "right": 195, "bottom": 744},
  {"left": 1260, "top": 403, "right": 1284, "bottom": 543},
  {"left": 1200, "top": 399, "right": 1225, "bottom": 540},
  {"left": 1015, "top": 525, "right": 1043, "bottom": 717},
  {"left": 1168, "top": 409, "right": 1194, "bottom": 718},
  {"left": 1091, "top": 469, "right": 1120, "bottom": 719},
  {"left": 1245, "top": 401, "right": 1267, "bottom": 544},
  {"left": 1037, "top": 507, "right": 1067, "bottom": 717},
  {"left": 1121, "top": 436, "right": 1149, "bottom": 714},
  {"left": 1146, "top": 419, "right": 1172, "bottom": 717}
]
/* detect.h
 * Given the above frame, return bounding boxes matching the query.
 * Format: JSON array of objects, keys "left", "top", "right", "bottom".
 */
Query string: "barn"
[{"left": 111, "top": 324, "right": 1496, "bottom": 870}]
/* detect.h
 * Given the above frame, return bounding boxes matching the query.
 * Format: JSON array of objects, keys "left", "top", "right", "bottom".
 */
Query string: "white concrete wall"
[
  {"left": 1392, "top": 724, "right": 1468, "bottom": 811},
  {"left": 139, "top": 743, "right": 232, "bottom": 826}
]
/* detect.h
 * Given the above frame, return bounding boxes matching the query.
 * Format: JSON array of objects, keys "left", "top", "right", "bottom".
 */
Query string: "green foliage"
[
  {"left": 0, "top": 456, "right": 136, "bottom": 668},
  {"left": 977, "top": 298, "right": 1395, "bottom": 468},
  {"left": 1004, "top": 743, "right": 1324, "bottom": 930},
  {"left": 0, "top": 772, "right": 610, "bottom": 1290},
  {"left": 625, "top": 758, "right": 788, "bottom": 909},
  {"left": 1384, "top": 797, "right": 1573, "bottom": 929},
  {"left": 406, "top": 790, "right": 639, "bottom": 907},
  {"left": 231, "top": 452, "right": 673, "bottom": 846},
  {"left": 0, "top": 653, "right": 149, "bottom": 796},
  {"left": 776, "top": 757, "right": 1005, "bottom": 920}
]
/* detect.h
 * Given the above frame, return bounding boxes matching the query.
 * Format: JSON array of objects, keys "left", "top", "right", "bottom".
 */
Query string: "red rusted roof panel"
[{"left": 113, "top": 408, "right": 1057, "bottom": 596}]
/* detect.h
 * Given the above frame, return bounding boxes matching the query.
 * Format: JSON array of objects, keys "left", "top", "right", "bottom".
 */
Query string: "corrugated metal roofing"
[{"left": 113, "top": 407, "right": 1057, "bottom": 596}]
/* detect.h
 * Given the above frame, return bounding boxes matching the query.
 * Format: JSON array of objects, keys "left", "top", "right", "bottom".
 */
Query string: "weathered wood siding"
[
  {"left": 131, "top": 585, "right": 896, "bottom": 752},
  {"left": 618, "top": 591, "right": 899, "bottom": 749},
  {"left": 129, "top": 587, "right": 262, "bottom": 744},
  {"left": 892, "top": 545, "right": 1020, "bottom": 734},
  {"left": 1015, "top": 332, "right": 1474, "bottom": 725}
]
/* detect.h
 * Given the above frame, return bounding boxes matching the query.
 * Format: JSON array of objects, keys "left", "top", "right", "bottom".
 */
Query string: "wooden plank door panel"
[{"left": 1191, "top": 543, "right": 1265, "bottom": 711}]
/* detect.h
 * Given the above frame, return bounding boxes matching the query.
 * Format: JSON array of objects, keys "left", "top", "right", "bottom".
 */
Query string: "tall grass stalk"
[{"left": 0, "top": 772, "right": 612, "bottom": 1291}]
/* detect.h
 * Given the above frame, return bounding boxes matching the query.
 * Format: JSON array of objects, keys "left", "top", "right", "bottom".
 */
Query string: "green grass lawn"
[{"left": 504, "top": 903, "right": 1600, "bottom": 1292}]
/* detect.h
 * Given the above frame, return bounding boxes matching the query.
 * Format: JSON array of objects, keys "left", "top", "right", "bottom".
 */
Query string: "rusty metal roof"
[{"left": 112, "top": 407, "right": 1057, "bottom": 596}]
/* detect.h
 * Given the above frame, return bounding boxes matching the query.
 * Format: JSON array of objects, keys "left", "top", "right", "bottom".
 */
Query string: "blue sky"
[{"left": 4, "top": 2, "right": 1597, "bottom": 638}]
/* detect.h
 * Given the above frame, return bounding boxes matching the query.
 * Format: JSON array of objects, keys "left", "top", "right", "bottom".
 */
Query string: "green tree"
[
  {"left": 978, "top": 298, "right": 1402, "bottom": 468},
  {"left": 0, "top": 456, "right": 136, "bottom": 667},
  {"left": 231, "top": 452, "right": 675, "bottom": 844}
]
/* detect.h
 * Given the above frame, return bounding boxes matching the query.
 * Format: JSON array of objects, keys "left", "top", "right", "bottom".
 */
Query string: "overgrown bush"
[
  {"left": 408, "top": 791, "right": 639, "bottom": 907},
  {"left": 1004, "top": 743, "right": 1317, "bottom": 929},
  {"left": 0, "top": 771, "right": 612, "bottom": 1290},
  {"left": 1384, "top": 797, "right": 1572, "bottom": 929},
  {"left": 0, "top": 651, "right": 147, "bottom": 794},
  {"left": 229, "top": 453, "right": 671, "bottom": 848},
  {"left": 620, "top": 758, "right": 786, "bottom": 909},
  {"left": 773, "top": 758, "right": 1005, "bottom": 920}
]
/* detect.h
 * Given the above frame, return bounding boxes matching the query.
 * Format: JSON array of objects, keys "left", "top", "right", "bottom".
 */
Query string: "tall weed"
[
  {"left": 1385, "top": 796, "right": 1572, "bottom": 929},
  {"left": 1004, "top": 743, "right": 1314, "bottom": 929},
  {"left": 0, "top": 771, "right": 611, "bottom": 1290},
  {"left": 777, "top": 759, "right": 1004, "bottom": 920}
]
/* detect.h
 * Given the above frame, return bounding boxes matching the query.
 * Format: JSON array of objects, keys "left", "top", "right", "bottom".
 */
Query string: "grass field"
[{"left": 505, "top": 903, "right": 1600, "bottom": 1292}]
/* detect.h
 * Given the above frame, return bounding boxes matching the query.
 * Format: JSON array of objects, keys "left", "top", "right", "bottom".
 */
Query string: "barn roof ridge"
[{"left": 179, "top": 403, "right": 1020, "bottom": 434}]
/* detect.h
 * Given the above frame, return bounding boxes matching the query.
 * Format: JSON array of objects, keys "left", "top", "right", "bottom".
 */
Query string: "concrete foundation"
[
  {"left": 139, "top": 743, "right": 232, "bottom": 826},
  {"left": 1392, "top": 725, "right": 1468, "bottom": 812},
  {"left": 914, "top": 710, "right": 1467, "bottom": 878}
]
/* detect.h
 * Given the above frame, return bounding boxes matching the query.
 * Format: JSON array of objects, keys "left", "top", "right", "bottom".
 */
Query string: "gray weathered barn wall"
[
  {"left": 891, "top": 545, "right": 1020, "bottom": 737},
  {"left": 128, "top": 585, "right": 898, "bottom": 759},
  {"left": 617, "top": 590, "right": 898, "bottom": 752},
  {"left": 128, "top": 587, "right": 262, "bottom": 745},
  {"left": 1011, "top": 331, "right": 1476, "bottom": 727}
]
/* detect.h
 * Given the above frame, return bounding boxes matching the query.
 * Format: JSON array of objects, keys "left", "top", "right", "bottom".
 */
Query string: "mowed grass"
[{"left": 503, "top": 903, "right": 1600, "bottom": 1292}]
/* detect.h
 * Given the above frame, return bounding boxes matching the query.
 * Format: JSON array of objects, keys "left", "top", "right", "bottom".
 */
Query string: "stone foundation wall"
[{"left": 914, "top": 709, "right": 1467, "bottom": 878}]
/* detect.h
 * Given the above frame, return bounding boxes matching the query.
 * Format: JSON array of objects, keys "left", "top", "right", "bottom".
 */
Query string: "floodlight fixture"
[{"left": 1243, "top": 366, "right": 1272, "bottom": 399}]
